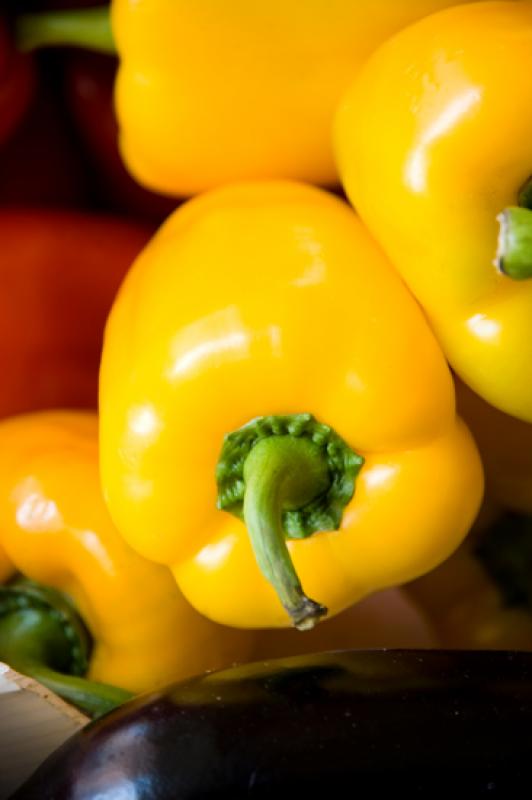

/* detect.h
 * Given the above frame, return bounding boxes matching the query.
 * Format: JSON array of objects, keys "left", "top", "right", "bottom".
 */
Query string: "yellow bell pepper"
[
  {"left": 407, "top": 506, "right": 532, "bottom": 651},
  {"left": 0, "top": 411, "right": 252, "bottom": 716},
  {"left": 456, "top": 379, "right": 532, "bottom": 515},
  {"left": 99, "top": 181, "right": 483, "bottom": 631},
  {"left": 335, "top": 1, "right": 532, "bottom": 423},
  {"left": 18, "top": 0, "right": 494, "bottom": 197}
]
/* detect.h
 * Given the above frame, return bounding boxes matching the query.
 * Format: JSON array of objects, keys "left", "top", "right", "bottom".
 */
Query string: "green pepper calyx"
[
  {"left": 0, "top": 579, "right": 131, "bottom": 717},
  {"left": 216, "top": 414, "right": 364, "bottom": 630},
  {"left": 497, "top": 177, "right": 532, "bottom": 280}
]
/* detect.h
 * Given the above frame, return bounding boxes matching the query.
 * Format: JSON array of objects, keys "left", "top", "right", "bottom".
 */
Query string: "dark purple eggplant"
[{"left": 10, "top": 649, "right": 532, "bottom": 798}]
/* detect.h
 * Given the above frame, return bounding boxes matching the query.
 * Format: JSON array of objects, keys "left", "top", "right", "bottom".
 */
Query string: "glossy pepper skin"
[
  {"left": 407, "top": 510, "right": 532, "bottom": 651},
  {"left": 109, "top": 0, "right": 490, "bottom": 197},
  {"left": 0, "top": 210, "right": 151, "bottom": 418},
  {"left": 13, "top": 650, "right": 532, "bottom": 798},
  {"left": 0, "top": 412, "right": 252, "bottom": 700},
  {"left": 99, "top": 181, "right": 483, "bottom": 631},
  {"left": 335, "top": 1, "right": 532, "bottom": 423}
]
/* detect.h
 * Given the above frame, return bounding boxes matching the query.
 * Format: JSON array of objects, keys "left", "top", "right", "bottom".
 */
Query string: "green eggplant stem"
[
  {"left": 0, "top": 585, "right": 131, "bottom": 718},
  {"left": 242, "top": 436, "right": 330, "bottom": 630},
  {"left": 497, "top": 206, "right": 532, "bottom": 281},
  {"left": 17, "top": 7, "right": 115, "bottom": 55}
]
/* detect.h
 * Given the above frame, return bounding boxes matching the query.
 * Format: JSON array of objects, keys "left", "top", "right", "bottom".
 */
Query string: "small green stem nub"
[
  {"left": 17, "top": 7, "right": 115, "bottom": 55},
  {"left": 518, "top": 177, "right": 532, "bottom": 211},
  {"left": 216, "top": 414, "right": 364, "bottom": 631},
  {"left": 0, "top": 582, "right": 131, "bottom": 718},
  {"left": 496, "top": 207, "right": 532, "bottom": 281}
]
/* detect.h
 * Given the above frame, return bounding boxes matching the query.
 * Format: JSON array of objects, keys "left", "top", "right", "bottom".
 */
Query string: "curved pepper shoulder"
[
  {"left": 0, "top": 411, "right": 252, "bottom": 692},
  {"left": 335, "top": 1, "right": 532, "bottom": 422},
  {"left": 99, "top": 181, "right": 483, "bottom": 630},
  {"left": 111, "top": 0, "right": 488, "bottom": 195}
]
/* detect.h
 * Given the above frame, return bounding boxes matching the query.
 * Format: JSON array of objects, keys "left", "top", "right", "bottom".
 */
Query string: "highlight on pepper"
[
  {"left": 0, "top": 411, "right": 253, "bottom": 716},
  {"left": 335, "top": 0, "right": 532, "bottom": 423},
  {"left": 15, "top": 0, "right": 492, "bottom": 197},
  {"left": 98, "top": 180, "right": 484, "bottom": 631}
]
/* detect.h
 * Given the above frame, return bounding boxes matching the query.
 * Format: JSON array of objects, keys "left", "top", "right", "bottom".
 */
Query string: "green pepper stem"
[
  {"left": 217, "top": 414, "right": 364, "bottom": 630},
  {"left": 242, "top": 436, "right": 331, "bottom": 631},
  {"left": 16, "top": 7, "right": 115, "bottom": 55},
  {"left": 497, "top": 207, "right": 532, "bottom": 280},
  {"left": 0, "top": 592, "right": 131, "bottom": 718}
]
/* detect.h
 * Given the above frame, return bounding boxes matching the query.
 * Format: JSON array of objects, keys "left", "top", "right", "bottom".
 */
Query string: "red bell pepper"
[
  {"left": 0, "top": 209, "right": 151, "bottom": 417},
  {"left": 0, "top": 66, "right": 89, "bottom": 207}
]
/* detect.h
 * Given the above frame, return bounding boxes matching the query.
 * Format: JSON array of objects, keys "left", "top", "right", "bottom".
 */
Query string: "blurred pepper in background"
[
  {"left": 0, "top": 66, "right": 88, "bottom": 208},
  {"left": 99, "top": 181, "right": 483, "bottom": 632},
  {"left": 63, "top": 51, "right": 175, "bottom": 221},
  {"left": 0, "top": 18, "right": 34, "bottom": 148},
  {"left": 0, "top": 210, "right": 152, "bottom": 418},
  {"left": 17, "top": 1, "right": 494, "bottom": 197},
  {"left": 406, "top": 377, "right": 532, "bottom": 651},
  {"left": 456, "top": 379, "right": 532, "bottom": 515},
  {"left": 336, "top": 1, "right": 532, "bottom": 423},
  {"left": 0, "top": 411, "right": 254, "bottom": 716},
  {"left": 407, "top": 507, "right": 532, "bottom": 651},
  {"left": 10, "top": 1, "right": 103, "bottom": 8}
]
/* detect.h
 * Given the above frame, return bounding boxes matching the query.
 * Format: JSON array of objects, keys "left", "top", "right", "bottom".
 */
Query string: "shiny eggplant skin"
[{"left": 11, "top": 649, "right": 532, "bottom": 798}]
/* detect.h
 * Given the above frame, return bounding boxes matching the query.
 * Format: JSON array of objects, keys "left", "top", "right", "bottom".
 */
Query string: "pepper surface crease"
[
  {"left": 336, "top": 1, "right": 532, "bottom": 422},
  {"left": 99, "top": 181, "right": 483, "bottom": 631}
]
